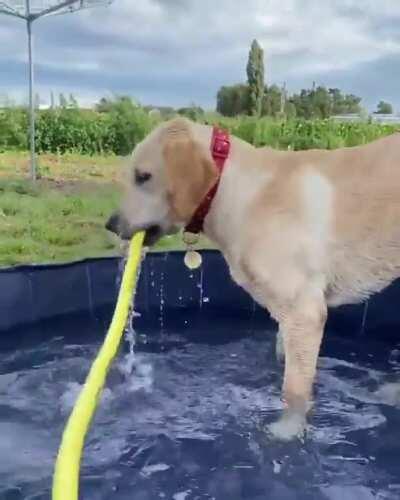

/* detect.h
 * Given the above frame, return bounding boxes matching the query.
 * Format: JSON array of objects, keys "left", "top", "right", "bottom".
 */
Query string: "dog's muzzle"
[
  {"left": 105, "top": 212, "right": 120, "bottom": 235},
  {"left": 105, "top": 212, "right": 161, "bottom": 246}
]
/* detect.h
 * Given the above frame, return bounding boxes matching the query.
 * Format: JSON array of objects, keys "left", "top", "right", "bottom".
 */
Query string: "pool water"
[{"left": 1, "top": 324, "right": 400, "bottom": 500}]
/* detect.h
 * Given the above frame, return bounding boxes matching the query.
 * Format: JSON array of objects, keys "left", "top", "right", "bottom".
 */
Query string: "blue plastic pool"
[{"left": 1, "top": 252, "right": 400, "bottom": 499}]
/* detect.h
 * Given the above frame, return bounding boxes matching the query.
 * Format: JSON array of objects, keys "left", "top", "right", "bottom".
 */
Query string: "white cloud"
[{"left": 0, "top": 0, "right": 399, "bottom": 109}]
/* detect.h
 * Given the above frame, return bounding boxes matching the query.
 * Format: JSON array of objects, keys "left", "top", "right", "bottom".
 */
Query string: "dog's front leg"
[{"left": 268, "top": 289, "right": 327, "bottom": 440}]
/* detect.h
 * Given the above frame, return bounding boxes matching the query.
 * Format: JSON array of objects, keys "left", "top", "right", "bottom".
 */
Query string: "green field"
[
  {"left": 0, "top": 113, "right": 399, "bottom": 267},
  {"left": 0, "top": 152, "right": 210, "bottom": 267},
  {"left": 2, "top": 105, "right": 399, "bottom": 155}
]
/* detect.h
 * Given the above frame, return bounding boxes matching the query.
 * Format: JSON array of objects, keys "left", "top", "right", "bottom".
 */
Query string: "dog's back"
[
  {"left": 241, "top": 133, "right": 400, "bottom": 307},
  {"left": 308, "top": 133, "right": 400, "bottom": 305}
]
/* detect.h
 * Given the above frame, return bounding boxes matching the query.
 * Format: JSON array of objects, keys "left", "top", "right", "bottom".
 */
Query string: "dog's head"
[{"left": 106, "top": 117, "right": 218, "bottom": 246}]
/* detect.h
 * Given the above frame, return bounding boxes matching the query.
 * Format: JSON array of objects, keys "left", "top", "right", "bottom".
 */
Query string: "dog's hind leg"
[
  {"left": 268, "top": 287, "right": 327, "bottom": 440},
  {"left": 239, "top": 248, "right": 327, "bottom": 440},
  {"left": 275, "top": 329, "right": 285, "bottom": 364}
]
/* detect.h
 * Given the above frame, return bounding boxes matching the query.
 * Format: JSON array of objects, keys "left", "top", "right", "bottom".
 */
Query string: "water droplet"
[
  {"left": 389, "top": 349, "right": 400, "bottom": 365},
  {"left": 159, "top": 271, "right": 165, "bottom": 333},
  {"left": 272, "top": 460, "right": 282, "bottom": 474}
]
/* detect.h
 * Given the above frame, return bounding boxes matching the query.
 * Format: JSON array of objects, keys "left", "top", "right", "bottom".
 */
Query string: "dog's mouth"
[
  {"left": 144, "top": 225, "right": 162, "bottom": 246},
  {"left": 105, "top": 213, "right": 163, "bottom": 246}
]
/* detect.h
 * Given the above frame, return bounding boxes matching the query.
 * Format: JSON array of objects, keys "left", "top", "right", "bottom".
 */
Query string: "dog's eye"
[{"left": 135, "top": 170, "right": 152, "bottom": 185}]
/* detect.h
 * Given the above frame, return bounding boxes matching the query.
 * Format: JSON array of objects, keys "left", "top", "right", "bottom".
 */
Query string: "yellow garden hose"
[{"left": 52, "top": 231, "right": 145, "bottom": 500}]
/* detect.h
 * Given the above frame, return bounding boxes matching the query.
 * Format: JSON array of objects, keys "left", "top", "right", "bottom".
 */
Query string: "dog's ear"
[{"left": 163, "top": 122, "right": 217, "bottom": 222}]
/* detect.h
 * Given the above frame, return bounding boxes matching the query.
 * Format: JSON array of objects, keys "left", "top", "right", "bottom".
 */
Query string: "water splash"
[
  {"left": 173, "top": 491, "right": 191, "bottom": 500},
  {"left": 115, "top": 254, "right": 125, "bottom": 290},
  {"left": 119, "top": 313, "right": 138, "bottom": 377},
  {"left": 117, "top": 246, "right": 154, "bottom": 392},
  {"left": 60, "top": 382, "right": 114, "bottom": 415},
  {"left": 159, "top": 276, "right": 165, "bottom": 333},
  {"left": 118, "top": 307, "right": 153, "bottom": 393},
  {"left": 158, "top": 254, "right": 168, "bottom": 334},
  {"left": 389, "top": 348, "right": 400, "bottom": 369},
  {"left": 198, "top": 266, "right": 204, "bottom": 309}
]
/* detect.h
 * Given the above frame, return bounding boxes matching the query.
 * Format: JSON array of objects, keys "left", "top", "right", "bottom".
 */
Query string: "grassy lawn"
[
  {"left": 0, "top": 151, "right": 120, "bottom": 183},
  {"left": 0, "top": 152, "right": 212, "bottom": 267}
]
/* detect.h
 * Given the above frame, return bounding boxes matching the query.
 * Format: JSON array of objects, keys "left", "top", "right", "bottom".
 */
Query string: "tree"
[
  {"left": 96, "top": 95, "right": 138, "bottom": 113},
  {"left": 312, "top": 86, "right": 332, "bottom": 118},
  {"left": 328, "top": 88, "right": 361, "bottom": 115},
  {"left": 96, "top": 97, "right": 112, "bottom": 113},
  {"left": 106, "top": 96, "right": 151, "bottom": 155},
  {"left": 246, "top": 39, "right": 265, "bottom": 116},
  {"left": 343, "top": 94, "right": 362, "bottom": 114},
  {"left": 376, "top": 100, "right": 393, "bottom": 114},
  {"left": 262, "top": 85, "right": 281, "bottom": 117},
  {"left": 216, "top": 84, "right": 249, "bottom": 116},
  {"left": 291, "top": 89, "right": 314, "bottom": 119},
  {"left": 328, "top": 88, "right": 341, "bottom": 110},
  {"left": 177, "top": 105, "right": 204, "bottom": 121},
  {"left": 214, "top": 34, "right": 367, "bottom": 119},
  {"left": 290, "top": 86, "right": 362, "bottom": 118},
  {"left": 285, "top": 101, "right": 297, "bottom": 119},
  {"left": 69, "top": 93, "right": 78, "bottom": 108},
  {"left": 59, "top": 93, "right": 68, "bottom": 108}
]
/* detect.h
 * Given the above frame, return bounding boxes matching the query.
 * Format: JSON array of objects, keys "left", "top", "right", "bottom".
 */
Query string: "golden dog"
[{"left": 106, "top": 117, "right": 400, "bottom": 439}]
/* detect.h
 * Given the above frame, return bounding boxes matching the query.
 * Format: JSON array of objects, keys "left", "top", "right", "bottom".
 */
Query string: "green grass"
[
  {"left": 0, "top": 151, "right": 121, "bottom": 182},
  {"left": 0, "top": 151, "right": 121, "bottom": 266},
  {"left": 0, "top": 166, "right": 212, "bottom": 267},
  {"left": 0, "top": 178, "right": 120, "bottom": 266}
]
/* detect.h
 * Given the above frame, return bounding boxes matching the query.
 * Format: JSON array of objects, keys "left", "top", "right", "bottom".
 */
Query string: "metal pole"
[
  {"left": 1, "top": 1, "right": 114, "bottom": 184},
  {"left": 26, "top": 0, "right": 36, "bottom": 181}
]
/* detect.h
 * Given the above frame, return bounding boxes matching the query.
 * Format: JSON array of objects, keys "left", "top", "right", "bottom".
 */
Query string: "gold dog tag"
[
  {"left": 182, "top": 231, "right": 202, "bottom": 269},
  {"left": 184, "top": 250, "right": 202, "bottom": 269}
]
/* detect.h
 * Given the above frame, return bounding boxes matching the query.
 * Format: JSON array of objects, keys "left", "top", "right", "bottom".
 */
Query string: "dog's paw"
[
  {"left": 275, "top": 331, "right": 285, "bottom": 364},
  {"left": 267, "top": 412, "right": 306, "bottom": 441}
]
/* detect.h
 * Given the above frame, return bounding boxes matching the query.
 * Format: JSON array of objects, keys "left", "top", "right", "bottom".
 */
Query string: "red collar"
[{"left": 184, "top": 126, "right": 230, "bottom": 234}]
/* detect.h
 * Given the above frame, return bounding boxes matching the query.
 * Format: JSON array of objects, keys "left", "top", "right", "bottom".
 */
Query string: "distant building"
[
  {"left": 370, "top": 114, "right": 400, "bottom": 124},
  {"left": 332, "top": 113, "right": 400, "bottom": 124},
  {"left": 331, "top": 114, "right": 362, "bottom": 122}
]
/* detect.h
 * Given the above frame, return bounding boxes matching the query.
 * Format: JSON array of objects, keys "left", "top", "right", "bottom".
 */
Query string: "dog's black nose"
[{"left": 105, "top": 212, "right": 120, "bottom": 234}]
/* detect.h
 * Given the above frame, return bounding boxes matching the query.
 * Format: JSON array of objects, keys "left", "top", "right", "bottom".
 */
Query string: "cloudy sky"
[{"left": 1, "top": 0, "right": 399, "bottom": 111}]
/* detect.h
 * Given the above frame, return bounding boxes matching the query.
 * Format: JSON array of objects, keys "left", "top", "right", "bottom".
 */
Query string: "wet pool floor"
[{"left": 1, "top": 327, "right": 400, "bottom": 500}]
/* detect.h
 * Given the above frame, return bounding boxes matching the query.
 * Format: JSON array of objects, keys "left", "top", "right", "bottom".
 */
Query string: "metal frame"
[{"left": 0, "top": 0, "right": 113, "bottom": 181}]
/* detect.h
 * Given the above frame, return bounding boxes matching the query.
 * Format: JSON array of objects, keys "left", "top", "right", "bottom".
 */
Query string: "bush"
[
  {"left": 35, "top": 99, "right": 155, "bottom": 155},
  {"left": 0, "top": 108, "right": 28, "bottom": 151},
  {"left": 177, "top": 106, "right": 204, "bottom": 121},
  {"left": 0, "top": 97, "right": 157, "bottom": 156},
  {"left": 204, "top": 116, "right": 399, "bottom": 150},
  {"left": 106, "top": 98, "right": 154, "bottom": 155},
  {"left": 0, "top": 103, "right": 398, "bottom": 155}
]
